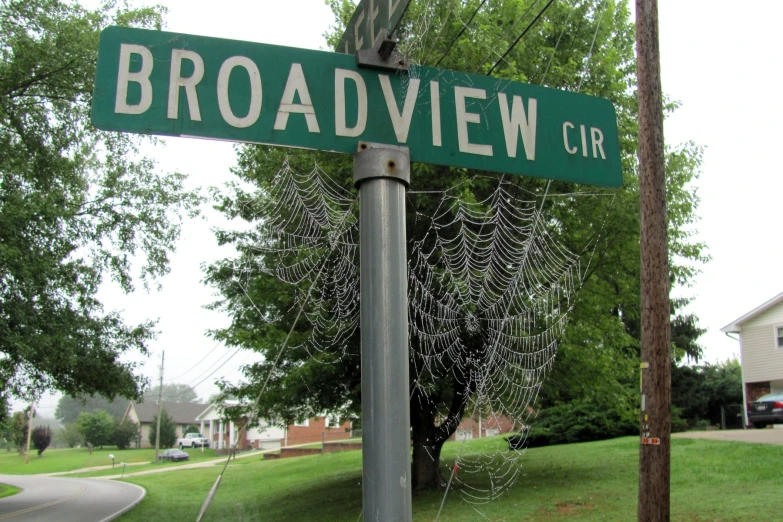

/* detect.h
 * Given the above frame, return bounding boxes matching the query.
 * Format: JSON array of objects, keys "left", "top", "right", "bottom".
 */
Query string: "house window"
[
  {"left": 325, "top": 415, "right": 340, "bottom": 429},
  {"left": 777, "top": 326, "right": 783, "bottom": 349},
  {"left": 294, "top": 419, "right": 309, "bottom": 427}
]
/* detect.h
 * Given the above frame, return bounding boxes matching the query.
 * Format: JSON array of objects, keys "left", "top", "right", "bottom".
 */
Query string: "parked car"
[
  {"left": 159, "top": 449, "right": 190, "bottom": 462},
  {"left": 748, "top": 392, "right": 783, "bottom": 428},
  {"left": 178, "top": 432, "right": 210, "bottom": 449}
]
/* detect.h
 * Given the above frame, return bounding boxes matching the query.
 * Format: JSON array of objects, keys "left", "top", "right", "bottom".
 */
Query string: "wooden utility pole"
[
  {"left": 154, "top": 350, "right": 165, "bottom": 465},
  {"left": 636, "top": 1, "right": 671, "bottom": 521},
  {"left": 24, "top": 401, "right": 35, "bottom": 464}
]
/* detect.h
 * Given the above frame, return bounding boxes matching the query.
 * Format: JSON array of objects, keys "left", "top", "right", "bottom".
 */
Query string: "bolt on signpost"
[{"left": 91, "top": 8, "right": 621, "bottom": 518}]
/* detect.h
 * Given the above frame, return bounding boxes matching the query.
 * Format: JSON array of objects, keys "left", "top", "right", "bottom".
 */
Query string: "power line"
[
  {"left": 486, "top": 0, "right": 557, "bottom": 76},
  {"left": 166, "top": 341, "right": 226, "bottom": 381},
  {"left": 433, "top": 0, "right": 489, "bottom": 67}
]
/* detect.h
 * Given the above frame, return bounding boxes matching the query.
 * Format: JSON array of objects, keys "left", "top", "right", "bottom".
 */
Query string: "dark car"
[
  {"left": 748, "top": 392, "right": 783, "bottom": 429},
  {"left": 159, "top": 449, "right": 190, "bottom": 462}
]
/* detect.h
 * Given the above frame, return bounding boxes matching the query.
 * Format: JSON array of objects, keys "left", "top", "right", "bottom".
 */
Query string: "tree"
[
  {"left": 0, "top": 0, "right": 201, "bottom": 404},
  {"left": 57, "top": 423, "right": 84, "bottom": 449},
  {"left": 205, "top": 0, "right": 707, "bottom": 491},
  {"left": 31, "top": 425, "right": 52, "bottom": 456},
  {"left": 112, "top": 420, "right": 139, "bottom": 450},
  {"left": 10, "top": 411, "right": 28, "bottom": 455},
  {"left": 672, "top": 358, "right": 742, "bottom": 427},
  {"left": 76, "top": 410, "right": 115, "bottom": 449},
  {"left": 143, "top": 384, "right": 200, "bottom": 404},
  {"left": 148, "top": 408, "right": 177, "bottom": 449},
  {"left": 55, "top": 394, "right": 131, "bottom": 425},
  {"left": 185, "top": 424, "right": 201, "bottom": 435}
]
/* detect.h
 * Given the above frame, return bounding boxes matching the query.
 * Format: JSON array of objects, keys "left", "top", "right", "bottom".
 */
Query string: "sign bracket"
[{"left": 355, "top": 29, "right": 408, "bottom": 72}]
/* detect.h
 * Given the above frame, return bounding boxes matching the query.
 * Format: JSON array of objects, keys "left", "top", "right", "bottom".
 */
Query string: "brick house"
[
  {"left": 195, "top": 402, "right": 285, "bottom": 451},
  {"left": 284, "top": 414, "right": 353, "bottom": 446},
  {"left": 450, "top": 413, "right": 516, "bottom": 441},
  {"left": 721, "top": 291, "right": 783, "bottom": 426}
]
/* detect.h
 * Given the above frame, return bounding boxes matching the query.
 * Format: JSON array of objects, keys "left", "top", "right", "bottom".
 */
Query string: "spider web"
[
  {"left": 223, "top": 0, "right": 612, "bottom": 512},
  {"left": 228, "top": 157, "right": 598, "bottom": 509}
]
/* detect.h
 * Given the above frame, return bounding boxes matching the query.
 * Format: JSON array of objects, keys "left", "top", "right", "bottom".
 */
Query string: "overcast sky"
[{"left": 30, "top": 0, "right": 783, "bottom": 416}]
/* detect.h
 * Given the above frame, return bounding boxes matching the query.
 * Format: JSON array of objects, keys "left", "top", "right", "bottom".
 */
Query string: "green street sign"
[
  {"left": 92, "top": 27, "right": 622, "bottom": 187},
  {"left": 336, "top": 0, "right": 412, "bottom": 54}
]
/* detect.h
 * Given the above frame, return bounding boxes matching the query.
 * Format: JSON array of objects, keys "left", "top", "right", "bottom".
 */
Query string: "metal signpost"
[{"left": 92, "top": 22, "right": 622, "bottom": 522}]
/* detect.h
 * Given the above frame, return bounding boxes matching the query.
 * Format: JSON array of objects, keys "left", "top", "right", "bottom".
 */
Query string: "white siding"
[
  {"left": 246, "top": 423, "right": 285, "bottom": 442},
  {"left": 740, "top": 320, "right": 783, "bottom": 382},
  {"left": 742, "top": 300, "right": 783, "bottom": 329}
]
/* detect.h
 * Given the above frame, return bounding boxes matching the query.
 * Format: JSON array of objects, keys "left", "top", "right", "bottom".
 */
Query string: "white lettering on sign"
[
  {"left": 389, "top": 0, "right": 402, "bottom": 18},
  {"left": 354, "top": 9, "right": 366, "bottom": 51},
  {"left": 335, "top": 69, "right": 367, "bottom": 137},
  {"left": 563, "top": 122, "right": 577, "bottom": 154},
  {"left": 217, "top": 56, "right": 262, "bottom": 128},
  {"left": 168, "top": 49, "right": 204, "bottom": 121},
  {"left": 369, "top": 0, "right": 383, "bottom": 49},
  {"left": 379, "top": 75, "right": 419, "bottom": 143},
  {"left": 274, "top": 63, "right": 320, "bottom": 133},
  {"left": 498, "top": 93, "right": 537, "bottom": 160},
  {"left": 563, "top": 122, "right": 606, "bottom": 159},
  {"left": 115, "top": 44, "right": 153, "bottom": 115},
  {"left": 430, "top": 81, "right": 442, "bottom": 147},
  {"left": 591, "top": 127, "right": 606, "bottom": 159},
  {"left": 454, "top": 87, "right": 493, "bottom": 157}
]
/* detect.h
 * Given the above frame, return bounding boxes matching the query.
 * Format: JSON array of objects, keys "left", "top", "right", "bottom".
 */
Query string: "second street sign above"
[{"left": 93, "top": 27, "right": 622, "bottom": 187}]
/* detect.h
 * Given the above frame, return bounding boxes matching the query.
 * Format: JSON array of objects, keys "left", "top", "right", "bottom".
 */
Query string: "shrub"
[
  {"left": 31, "top": 425, "right": 52, "bottom": 456},
  {"left": 185, "top": 423, "right": 201, "bottom": 435},
  {"left": 148, "top": 408, "right": 177, "bottom": 449},
  {"left": 113, "top": 420, "right": 139, "bottom": 450},
  {"left": 525, "top": 398, "right": 638, "bottom": 448}
]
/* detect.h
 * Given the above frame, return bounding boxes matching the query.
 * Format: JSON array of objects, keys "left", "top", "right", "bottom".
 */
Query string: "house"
[
  {"left": 285, "top": 414, "right": 353, "bottom": 446},
  {"left": 195, "top": 403, "right": 353, "bottom": 450},
  {"left": 195, "top": 402, "right": 285, "bottom": 451},
  {"left": 450, "top": 413, "right": 516, "bottom": 441},
  {"left": 721, "top": 291, "right": 783, "bottom": 426},
  {"left": 122, "top": 401, "right": 209, "bottom": 448}
]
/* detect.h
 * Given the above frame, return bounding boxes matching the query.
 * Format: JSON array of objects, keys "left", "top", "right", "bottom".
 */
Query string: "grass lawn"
[
  {"left": 0, "top": 483, "right": 21, "bottom": 499},
  {"left": 118, "top": 435, "right": 782, "bottom": 521},
  {"left": 0, "top": 446, "right": 219, "bottom": 475}
]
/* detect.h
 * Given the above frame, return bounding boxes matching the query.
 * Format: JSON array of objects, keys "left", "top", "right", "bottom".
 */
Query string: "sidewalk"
[
  {"left": 673, "top": 427, "right": 783, "bottom": 445},
  {"left": 40, "top": 460, "right": 151, "bottom": 477},
  {"left": 93, "top": 449, "right": 271, "bottom": 480}
]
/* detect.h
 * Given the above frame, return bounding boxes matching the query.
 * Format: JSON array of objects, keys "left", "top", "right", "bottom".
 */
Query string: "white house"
[
  {"left": 721, "top": 291, "right": 783, "bottom": 426},
  {"left": 195, "top": 402, "right": 285, "bottom": 450}
]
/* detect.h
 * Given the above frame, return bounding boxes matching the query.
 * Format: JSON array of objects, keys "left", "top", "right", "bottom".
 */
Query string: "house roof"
[
  {"left": 721, "top": 291, "right": 783, "bottom": 334},
  {"left": 195, "top": 400, "right": 242, "bottom": 422},
  {"left": 128, "top": 401, "right": 210, "bottom": 424}
]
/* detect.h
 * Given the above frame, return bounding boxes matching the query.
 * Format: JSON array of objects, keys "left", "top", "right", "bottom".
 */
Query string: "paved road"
[
  {"left": 674, "top": 428, "right": 783, "bottom": 445},
  {"left": 0, "top": 475, "right": 145, "bottom": 522}
]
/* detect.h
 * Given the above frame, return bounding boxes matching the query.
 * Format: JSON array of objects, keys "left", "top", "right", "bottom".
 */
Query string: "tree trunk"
[
  {"left": 409, "top": 379, "right": 469, "bottom": 492},
  {"left": 411, "top": 417, "right": 445, "bottom": 491}
]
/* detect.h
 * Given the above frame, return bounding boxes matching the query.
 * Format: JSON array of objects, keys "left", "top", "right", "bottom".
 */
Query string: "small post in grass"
[{"left": 109, "top": 454, "right": 115, "bottom": 469}]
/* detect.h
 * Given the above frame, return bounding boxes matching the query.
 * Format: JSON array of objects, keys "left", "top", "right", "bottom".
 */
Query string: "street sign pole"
[{"left": 354, "top": 142, "right": 412, "bottom": 522}]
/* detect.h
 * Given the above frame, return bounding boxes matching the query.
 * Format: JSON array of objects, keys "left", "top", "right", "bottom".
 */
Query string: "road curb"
[{"left": 95, "top": 481, "right": 146, "bottom": 522}]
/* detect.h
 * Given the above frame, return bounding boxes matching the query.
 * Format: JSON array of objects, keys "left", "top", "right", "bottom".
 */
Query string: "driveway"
[
  {"left": 0, "top": 475, "right": 145, "bottom": 522},
  {"left": 674, "top": 428, "right": 783, "bottom": 445}
]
